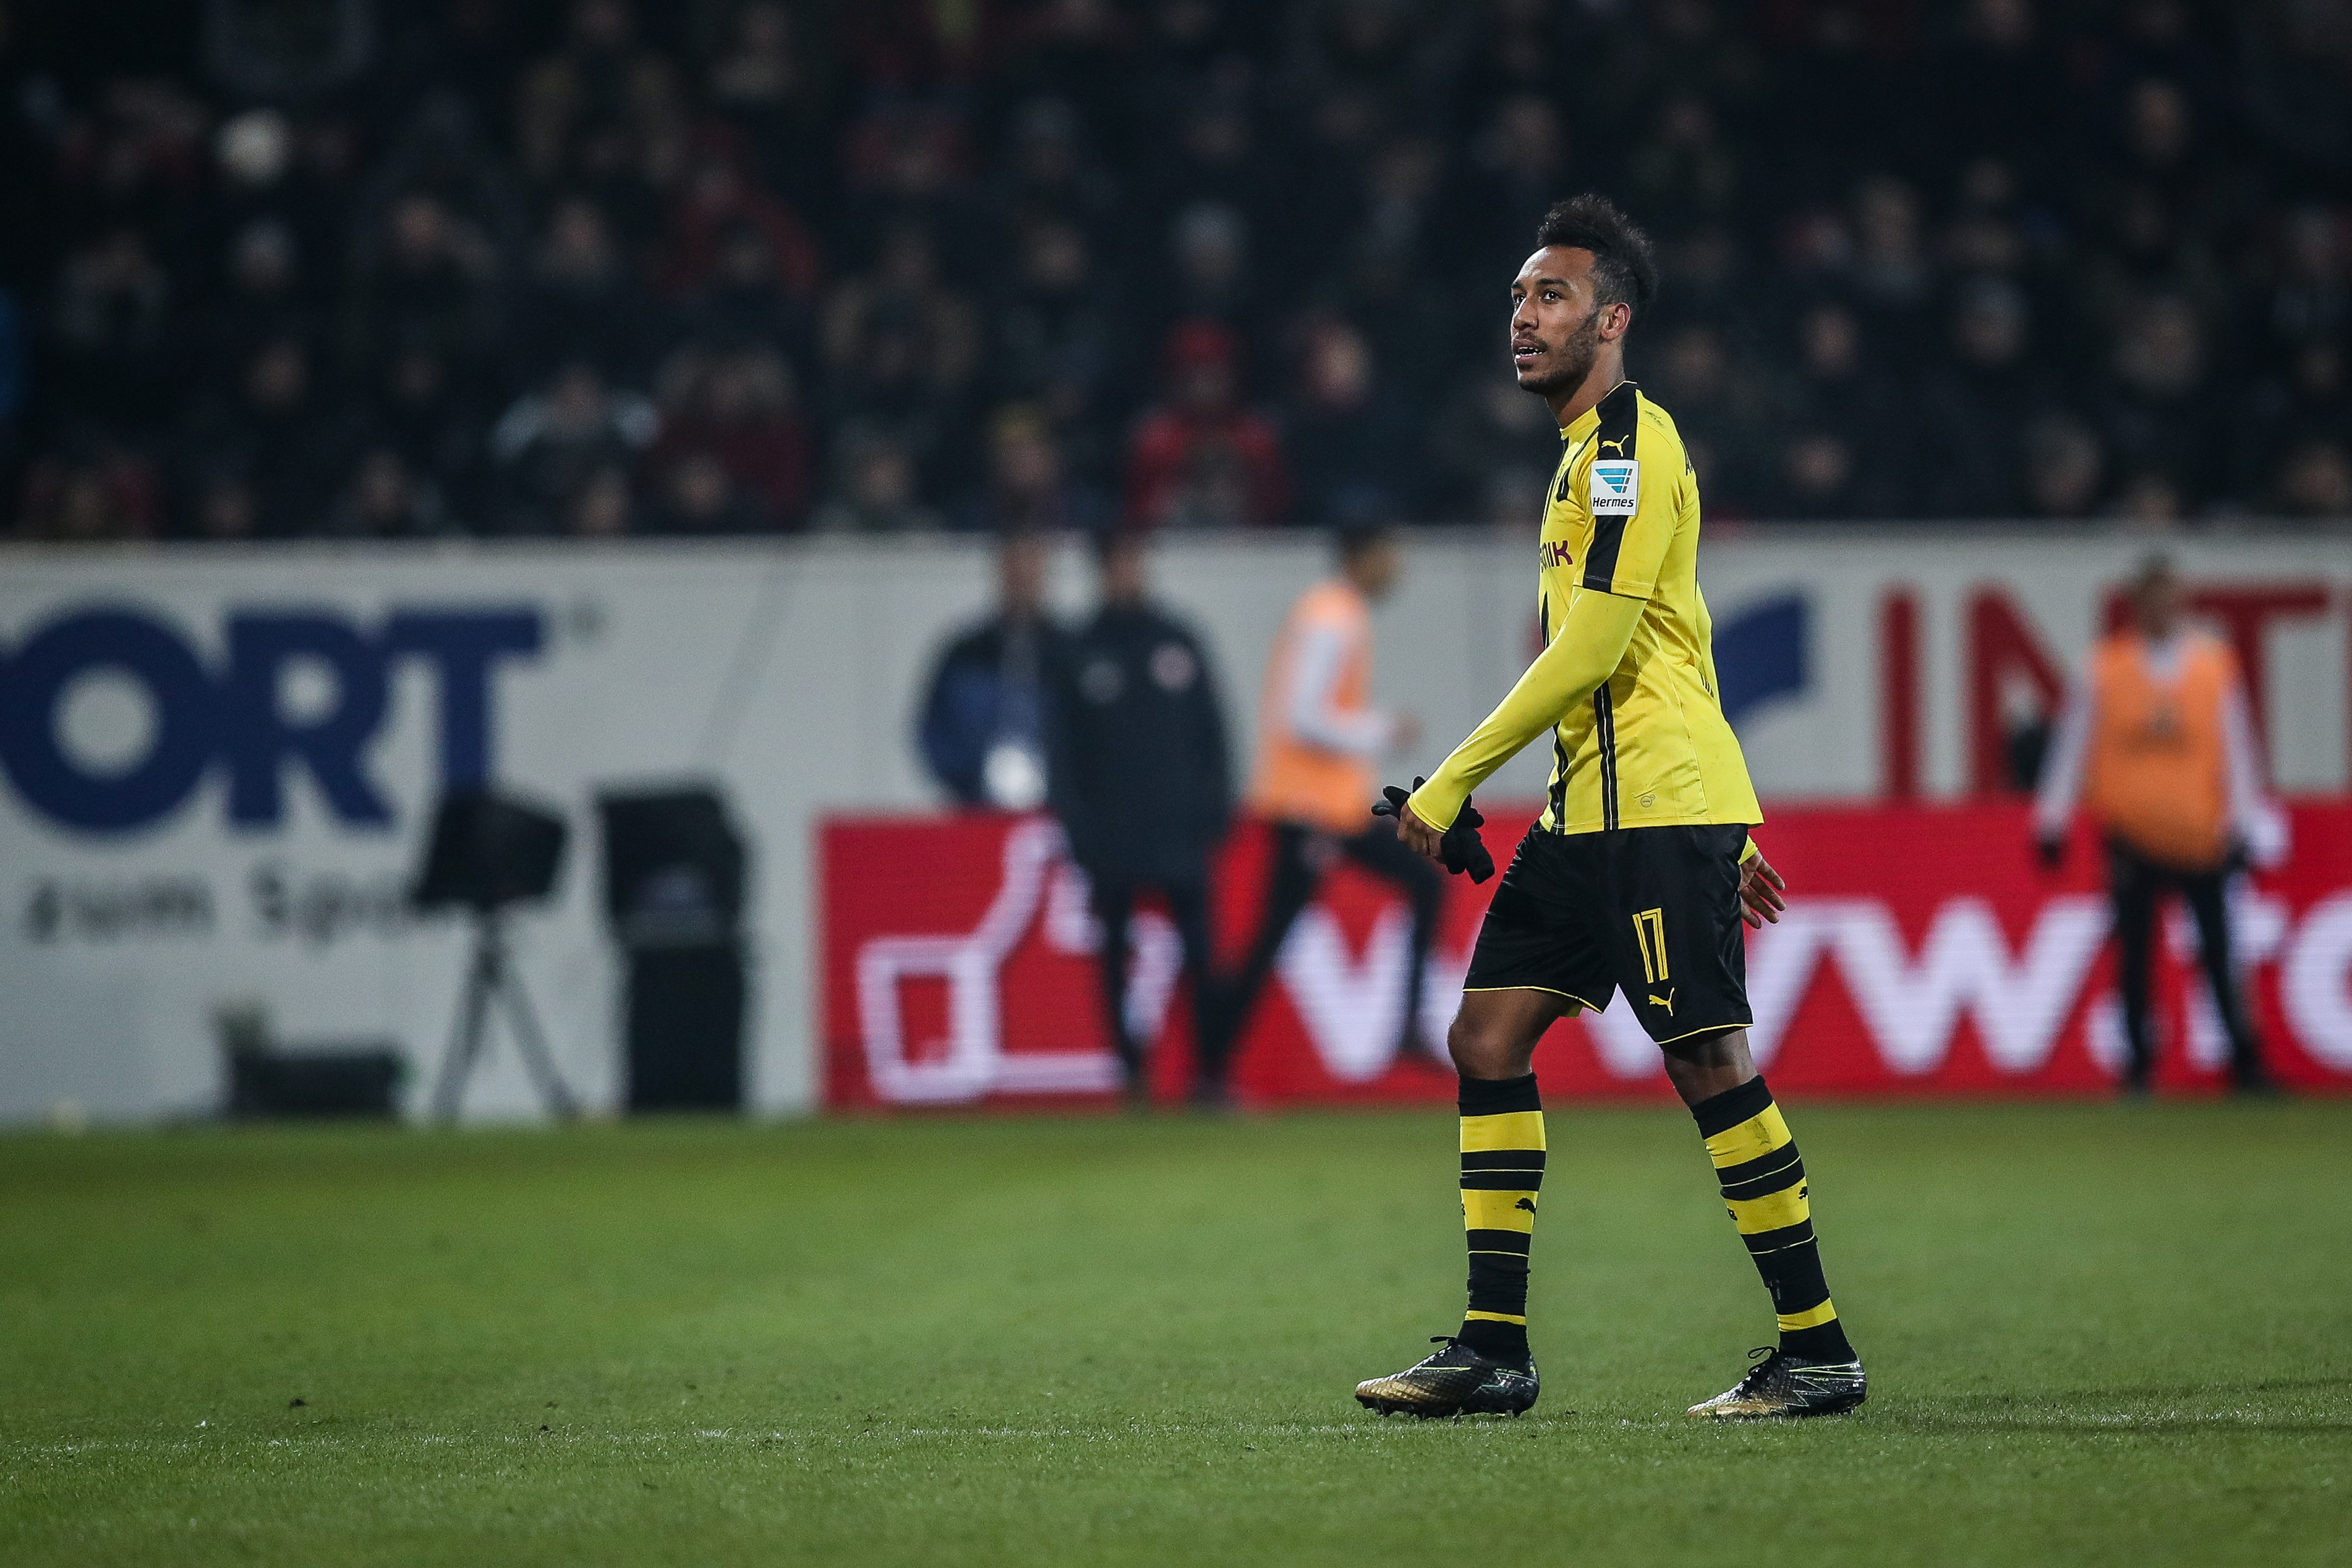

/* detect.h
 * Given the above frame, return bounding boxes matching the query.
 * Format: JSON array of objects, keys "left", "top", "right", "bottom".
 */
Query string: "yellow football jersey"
[{"left": 1532, "top": 381, "right": 1760, "bottom": 833}]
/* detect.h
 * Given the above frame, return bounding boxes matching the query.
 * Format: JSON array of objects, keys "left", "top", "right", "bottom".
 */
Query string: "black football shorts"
[{"left": 1461, "top": 823, "right": 1753, "bottom": 1044}]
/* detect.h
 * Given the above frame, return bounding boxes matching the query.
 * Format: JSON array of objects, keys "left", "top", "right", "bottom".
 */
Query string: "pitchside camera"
[
  {"left": 414, "top": 792, "right": 568, "bottom": 913},
  {"left": 411, "top": 788, "right": 578, "bottom": 1122}
]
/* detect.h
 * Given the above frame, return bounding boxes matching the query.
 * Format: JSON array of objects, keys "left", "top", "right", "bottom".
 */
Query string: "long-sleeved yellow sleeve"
[{"left": 1407, "top": 587, "right": 1647, "bottom": 833}]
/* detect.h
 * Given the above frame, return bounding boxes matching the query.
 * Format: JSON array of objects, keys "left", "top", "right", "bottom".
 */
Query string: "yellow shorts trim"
[
  {"left": 1650, "top": 1018, "right": 1755, "bottom": 1047},
  {"left": 1458, "top": 984, "right": 1598, "bottom": 1013},
  {"left": 1776, "top": 1299, "right": 1839, "bottom": 1331},
  {"left": 1460, "top": 1110, "right": 1547, "bottom": 1153}
]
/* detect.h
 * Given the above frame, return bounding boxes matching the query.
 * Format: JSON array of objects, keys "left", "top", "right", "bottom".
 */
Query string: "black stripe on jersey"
[
  {"left": 1541, "top": 592, "right": 1569, "bottom": 831},
  {"left": 1580, "top": 381, "right": 1641, "bottom": 593},
  {"left": 1594, "top": 683, "right": 1620, "bottom": 829}
]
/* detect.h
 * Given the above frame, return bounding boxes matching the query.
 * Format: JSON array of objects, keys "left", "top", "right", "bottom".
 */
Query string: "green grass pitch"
[{"left": 4, "top": 1100, "right": 2347, "bottom": 1566}]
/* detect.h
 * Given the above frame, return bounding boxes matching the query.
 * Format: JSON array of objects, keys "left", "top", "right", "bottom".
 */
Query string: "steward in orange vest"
[
  {"left": 1217, "top": 527, "right": 1444, "bottom": 1089},
  {"left": 2035, "top": 556, "right": 2283, "bottom": 1093}
]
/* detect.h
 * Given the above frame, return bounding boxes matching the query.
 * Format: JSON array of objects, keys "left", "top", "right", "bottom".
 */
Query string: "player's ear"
[{"left": 1598, "top": 300, "right": 1634, "bottom": 343}]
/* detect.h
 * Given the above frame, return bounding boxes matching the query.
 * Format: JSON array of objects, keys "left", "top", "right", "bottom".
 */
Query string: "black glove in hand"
[{"left": 1374, "top": 776, "right": 1496, "bottom": 884}]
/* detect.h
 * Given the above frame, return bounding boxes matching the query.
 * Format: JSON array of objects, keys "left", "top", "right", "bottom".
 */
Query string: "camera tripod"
[{"left": 430, "top": 910, "right": 579, "bottom": 1122}]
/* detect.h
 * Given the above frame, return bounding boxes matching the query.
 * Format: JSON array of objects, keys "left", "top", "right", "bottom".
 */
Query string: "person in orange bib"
[
  {"left": 2035, "top": 555, "right": 2287, "bottom": 1093},
  {"left": 1218, "top": 526, "right": 1440, "bottom": 1094}
]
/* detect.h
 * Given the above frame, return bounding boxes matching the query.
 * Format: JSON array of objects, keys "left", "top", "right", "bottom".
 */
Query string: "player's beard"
[{"left": 1520, "top": 307, "right": 1603, "bottom": 399}]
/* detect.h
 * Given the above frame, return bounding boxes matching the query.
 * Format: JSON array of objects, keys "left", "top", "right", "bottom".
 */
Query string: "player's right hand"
[
  {"left": 1375, "top": 779, "right": 1448, "bottom": 861},
  {"left": 1397, "top": 798, "right": 1446, "bottom": 862}
]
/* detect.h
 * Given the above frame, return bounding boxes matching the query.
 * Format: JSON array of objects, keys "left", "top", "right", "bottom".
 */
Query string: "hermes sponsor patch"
[{"left": 1590, "top": 459, "right": 1638, "bottom": 514}]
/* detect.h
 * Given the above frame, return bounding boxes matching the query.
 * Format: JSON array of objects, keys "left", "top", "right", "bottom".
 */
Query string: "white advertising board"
[{"left": 2, "top": 529, "right": 2346, "bottom": 1122}]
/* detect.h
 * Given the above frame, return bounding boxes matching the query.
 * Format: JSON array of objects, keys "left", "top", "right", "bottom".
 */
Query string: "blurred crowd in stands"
[{"left": 2, "top": 0, "right": 2349, "bottom": 542}]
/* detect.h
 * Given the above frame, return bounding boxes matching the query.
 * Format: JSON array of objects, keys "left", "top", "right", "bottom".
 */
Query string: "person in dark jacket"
[
  {"left": 916, "top": 529, "right": 1065, "bottom": 809},
  {"left": 1047, "top": 529, "right": 1232, "bottom": 1102}
]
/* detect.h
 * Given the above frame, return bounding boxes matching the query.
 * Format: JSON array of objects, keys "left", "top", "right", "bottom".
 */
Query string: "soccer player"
[{"left": 1352, "top": 196, "right": 1865, "bottom": 1421}]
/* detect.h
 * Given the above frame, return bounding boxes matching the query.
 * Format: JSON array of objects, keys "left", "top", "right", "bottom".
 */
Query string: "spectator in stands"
[
  {"left": 2264, "top": 204, "right": 2350, "bottom": 363},
  {"left": 514, "top": 0, "right": 680, "bottom": 195},
  {"left": 819, "top": 220, "right": 979, "bottom": 397},
  {"left": 488, "top": 360, "right": 660, "bottom": 534},
  {"left": 1433, "top": 365, "right": 1559, "bottom": 526},
  {"left": 960, "top": 404, "right": 1108, "bottom": 535},
  {"left": 1649, "top": 320, "right": 1766, "bottom": 514},
  {"left": 809, "top": 426, "right": 942, "bottom": 533},
  {"left": 916, "top": 526, "right": 1067, "bottom": 810},
  {"left": 185, "top": 336, "right": 346, "bottom": 535},
  {"left": 189, "top": 466, "right": 260, "bottom": 541},
  {"left": 49, "top": 228, "right": 178, "bottom": 429},
  {"left": 347, "top": 192, "right": 502, "bottom": 371},
  {"left": 651, "top": 450, "right": 764, "bottom": 534},
  {"left": 2100, "top": 292, "right": 2214, "bottom": 511},
  {"left": 1628, "top": 91, "right": 1741, "bottom": 235},
  {"left": 328, "top": 448, "right": 448, "bottom": 538},
  {"left": 1046, "top": 528, "right": 1230, "bottom": 1102},
  {"left": 1451, "top": 95, "right": 1572, "bottom": 278},
  {"left": 679, "top": 217, "right": 814, "bottom": 351},
  {"left": 514, "top": 196, "right": 655, "bottom": 385},
  {"left": 658, "top": 131, "right": 824, "bottom": 307},
  {"left": 1772, "top": 303, "right": 1911, "bottom": 518},
  {"left": 2276, "top": 440, "right": 2352, "bottom": 519},
  {"left": 566, "top": 464, "right": 636, "bottom": 536},
  {"left": 990, "top": 217, "right": 1124, "bottom": 482},
  {"left": 1284, "top": 316, "right": 1426, "bottom": 526},
  {"left": 702, "top": 0, "right": 835, "bottom": 207},
  {"left": 650, "top": 344, "right": 811, "bottom": 528},
  {"left": 837, "top": 100, "right": 976, "bottom": 257},
  {"left": 1143, "top": 92, "right": 1277, "bottom": 268},
  {"left": 1154, "top": 202, "right": 1264, "bottom": 371},
  {"left": 210, "top": 218, "right": 313, "bottom": 379},
  {"left": 17, "top": 447, "right": 158, "bottom": 541},
  {"left": 2022, "top": 415, "right": 2107, "bottom": 518},
  {"left": 991, "top": 97, "right": 1122, "bottom": 253},
  {"left": 365, "top": 341, "right": 490, "bottom": 529},
  {"left": 1124, "top": 320, "right": 1287, "bottom": 527},
  {"left": 1848, "top": 175, "right": 1937, "bottom": 358},
  {"left": 1917, "top": 278, "right": 2051, "bottom": 517}
]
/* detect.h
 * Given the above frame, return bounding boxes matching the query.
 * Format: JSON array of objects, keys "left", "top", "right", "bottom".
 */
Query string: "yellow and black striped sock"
[
  {"left": 1690, "top": 1075, "right": 1855, "bottom": 1363},
  {"left": 1457, "top": 1073, "right": 1544, "bottom": 1362}
]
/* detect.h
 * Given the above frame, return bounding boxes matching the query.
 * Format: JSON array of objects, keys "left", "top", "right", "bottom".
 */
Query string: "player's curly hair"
[{"left": 1535, "top": 195, "right": 1661, "bottom": 317}]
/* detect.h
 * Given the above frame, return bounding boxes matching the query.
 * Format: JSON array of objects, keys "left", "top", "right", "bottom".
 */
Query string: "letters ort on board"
[{"left": 0, "top": 605, "right": 542, "bottom": 832}]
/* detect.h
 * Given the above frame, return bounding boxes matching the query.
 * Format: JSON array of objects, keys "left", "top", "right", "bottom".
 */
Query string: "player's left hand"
[{"left": 1737, "top": 848, "right": 1786, "bottom": 929}]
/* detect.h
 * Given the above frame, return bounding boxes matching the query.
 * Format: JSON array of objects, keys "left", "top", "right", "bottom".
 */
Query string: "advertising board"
[{"left": 822, "top": 803, "right": 2352, "bottom": 1107}]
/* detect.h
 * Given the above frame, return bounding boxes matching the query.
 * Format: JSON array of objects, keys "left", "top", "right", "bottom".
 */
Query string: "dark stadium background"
[{"left": 4, "top": 0, "right": 2348, "bottom": 542}]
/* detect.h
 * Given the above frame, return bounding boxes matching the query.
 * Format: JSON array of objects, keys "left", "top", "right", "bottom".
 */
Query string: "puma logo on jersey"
[
  {"left": 1514, "top": 1197, "right": 1537, "bottom": 1213},
  {"left": 1649, "top": 988, "right": 1676, "bottom": 1015},
  {"left": 1598, "top": 436, "right": 1631, "bottom": 455}
]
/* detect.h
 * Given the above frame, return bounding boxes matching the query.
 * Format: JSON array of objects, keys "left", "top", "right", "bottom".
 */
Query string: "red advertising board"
[{"left": 820, "top": 802, "right": 2352, "bottom": 1109}]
